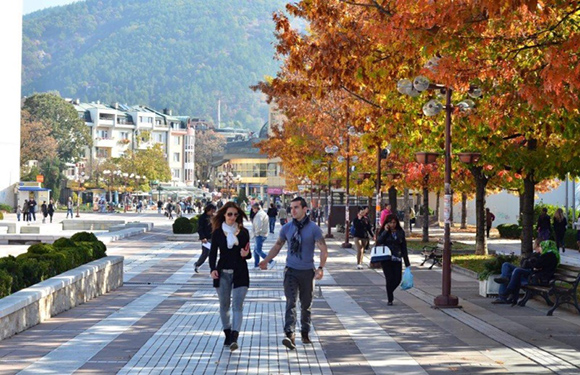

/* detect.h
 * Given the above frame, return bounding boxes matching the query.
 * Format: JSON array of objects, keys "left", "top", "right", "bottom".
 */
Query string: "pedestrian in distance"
[
  {"left": 157, "top": 200, "right": 163, "bottom": 214},
  {"left": 16, "top": 205, "right": 21, "bottom": 222},
  {"left": 553, "top": 208, "right": 567, "bottom": 253},
  {"left": 259, "top": 196, "right": 328, "bottom": 350},
  {"left": 194, "top": 203, "right": 216, "bottom": 273},
  {"left": 278, "top": 205, "right": 288, "bottom": 226},
  {"left": 251, "top": 203, "right": 275, "bottom": 269},
  {"left": 66, "top": 197, "right": 74, "bottom": 219},
  {"left": 486, "top": 208, "right": 495, "bottom": 238},
  {"left": 209, "top": 202, "right": 251, "bottom": 352},
  {"left": 41, "top": 201, "right": 48, "bottom": 224},
  {"left": 29, "top": 198, "right": 37, "bottom": 221},
  {"left": 537, "top": 207, "right": 551, "bottom": 241},
  {"left": 379, "top": 203, "right": 392, "bottom": 228},
  {"left": 22, "top": 200, "right": 30, "bottom": 223},
  {"left": 47, "top": 199, "right": 55, "bottom": 223},
  {"left": 267, "top": 203, "right": 278, "bottom": 234},
  {"left": 376, "top": 214, "right": 411, "bottom": 306},
  {"left": 352, "top": 206, "right": 374, "bottom": 269}
]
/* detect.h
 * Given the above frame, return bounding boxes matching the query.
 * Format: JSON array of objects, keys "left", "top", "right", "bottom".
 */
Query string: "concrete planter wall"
[
  {"left": 479, "top": 274, "right": 501, "bottom": 297},
  {"left": 0, "top": 256, "right": 123, "bottom": 341}
]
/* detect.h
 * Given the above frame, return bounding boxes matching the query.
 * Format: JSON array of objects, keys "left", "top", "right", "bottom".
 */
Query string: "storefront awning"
[{"left": 18, "top": 187, "right": 51, "bottom": 192}]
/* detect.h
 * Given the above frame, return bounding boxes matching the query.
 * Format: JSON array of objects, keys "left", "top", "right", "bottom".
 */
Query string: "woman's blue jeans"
[{"left": 216, "top": 270, "right": 248, "bottom": 332}]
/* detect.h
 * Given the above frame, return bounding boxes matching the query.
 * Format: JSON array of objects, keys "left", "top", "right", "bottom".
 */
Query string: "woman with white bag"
[{"left": 376, "top": 214, "right": 411, "bottom": 305}]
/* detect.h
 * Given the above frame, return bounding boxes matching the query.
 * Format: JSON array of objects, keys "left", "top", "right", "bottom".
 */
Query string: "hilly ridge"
[{"left": 22, "top": 0, "right": 287, "bottom": 130}]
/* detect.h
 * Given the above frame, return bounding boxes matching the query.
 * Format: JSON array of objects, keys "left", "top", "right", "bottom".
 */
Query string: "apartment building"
[{"left": 69, "top": 100, "right": 195, "bottom": 186}]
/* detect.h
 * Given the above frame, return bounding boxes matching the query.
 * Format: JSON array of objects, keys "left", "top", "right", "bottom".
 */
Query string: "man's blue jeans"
[
  {"left": 254, "top": 235, "right": 268, "bottom": 267},
  {"left": 499, "top": 262, "right": 531, "bottom": 298},
  {"left": 269, "top": 217, "right": 276, "bottom": 233}
]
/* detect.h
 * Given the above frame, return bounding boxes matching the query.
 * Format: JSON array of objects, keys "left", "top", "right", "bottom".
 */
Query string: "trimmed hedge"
[
  {"left": 497, "top": 224, "right": 522, "bottom": 239},
  {"left": 0, "top": 232, "right": 107, "bottom": 298},
  {"left": 189, "top": 215, "right": 200, "bottom": 234},
  {"left": 173, "top": 217, "right": 194, "bottom": 234}
]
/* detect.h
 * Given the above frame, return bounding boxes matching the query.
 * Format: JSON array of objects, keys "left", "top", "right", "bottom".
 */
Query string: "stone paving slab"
[{"left": 0, "top": 220, "right": 578, "bottom": 374}]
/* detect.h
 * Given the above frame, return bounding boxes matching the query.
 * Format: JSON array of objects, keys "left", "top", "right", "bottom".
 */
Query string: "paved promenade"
[{"left": 0, "top": 213, "right": 578, "bottom": 374}]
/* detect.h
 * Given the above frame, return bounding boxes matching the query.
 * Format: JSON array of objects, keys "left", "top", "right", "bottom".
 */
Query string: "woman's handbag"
[{"left": 370, "top": 245, "right": 392, "bottom": 263}]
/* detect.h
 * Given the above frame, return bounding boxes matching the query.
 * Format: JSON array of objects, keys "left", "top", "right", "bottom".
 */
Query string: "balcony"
[
  {"left": 97, "top": 118, "right": 115, "bottom": 127},
  {"left": 94, "top": 137, "right": 116, "bottom": 147}
]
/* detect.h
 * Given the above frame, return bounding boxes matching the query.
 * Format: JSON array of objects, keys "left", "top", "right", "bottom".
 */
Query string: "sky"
[{"left": 23, "top": 0, "right": 81, "bottom": 15}]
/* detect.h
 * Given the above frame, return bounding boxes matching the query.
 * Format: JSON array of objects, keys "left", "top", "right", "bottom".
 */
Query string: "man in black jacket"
[
  {"left": 267, "top": 203, "right": 278, "bottom": 234},
  {"left": 194, "top": 203, "right": 217, "bottom": 273}
]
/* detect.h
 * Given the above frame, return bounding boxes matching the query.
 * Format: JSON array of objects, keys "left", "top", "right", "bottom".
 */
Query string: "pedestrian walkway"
[{"left": 0, "top": 219, "right": 578, "bottom": 374}]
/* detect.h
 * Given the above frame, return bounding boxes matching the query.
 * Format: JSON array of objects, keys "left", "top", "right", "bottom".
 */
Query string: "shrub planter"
[
  {"left": 479, "top": 274, "right": 501, "bottom": 297},
  {"left": 0, "top": 256, "right": 123, "bottom": 341}
]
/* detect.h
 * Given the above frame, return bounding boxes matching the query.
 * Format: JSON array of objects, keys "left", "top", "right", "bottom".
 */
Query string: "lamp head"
[
  {"left": 422, "top": 100, "right": 443, "bottom": 116},
  {"left": 413, "top": 76, "right": 430, "bottom": 92}
]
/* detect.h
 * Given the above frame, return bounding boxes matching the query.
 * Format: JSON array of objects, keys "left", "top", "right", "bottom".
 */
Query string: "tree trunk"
[
  {"left": 403, "top": 188, "right": 410, "bottom": 236},
  {"left": 422, "top": 175, "right": 430, "bottom": 242},
  {"left": 461, "top": 192, "right": 467, "bottom": 229},
  {"left": 470, "top": 166, "right": 489, "bottom": 255},
  {"left": 389, "top": 186, "right": 398, "bottom": 213},
  {"left": 435, "top": 191, "right": 440, "bottom": 222},
  {"left": 521, "top": 173, "right": 536, "bottom": 257}
]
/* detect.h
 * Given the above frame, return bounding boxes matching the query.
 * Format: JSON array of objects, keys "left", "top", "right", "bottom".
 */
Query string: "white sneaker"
[
  {"left": 356, "top": 264, "right": 363, "bottom": 270},
  {"left": 268, "top": 260, "right": 277, "bottom": 270}
]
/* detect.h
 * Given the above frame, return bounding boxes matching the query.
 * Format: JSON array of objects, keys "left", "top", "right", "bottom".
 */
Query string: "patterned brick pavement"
[{"left": 0, "top": 219, "right": 578, "bottom": 374}]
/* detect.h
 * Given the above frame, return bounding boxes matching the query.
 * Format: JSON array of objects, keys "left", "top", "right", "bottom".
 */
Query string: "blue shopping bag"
[{"left": 400, "top": 267, "right": 414, "bottom": 290}]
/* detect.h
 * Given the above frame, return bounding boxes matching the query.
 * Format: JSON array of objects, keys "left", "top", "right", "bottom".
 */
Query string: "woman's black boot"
[
  {"left": 230, "top": 331, "right": 239, "bottom": 351},
  {"left": 223, "top": 329, "right": 232, "bottom": 346}
]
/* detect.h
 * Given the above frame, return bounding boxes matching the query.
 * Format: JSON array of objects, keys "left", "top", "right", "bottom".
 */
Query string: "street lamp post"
[
  {"left": 324, "top": 145, "right": 338, "bottom": 238},
  {"left": 75, "top": 171, "right": 86, "bottom": 218},
  {"left": 398, "top": 74, "right": 480, "bottom": 308}
]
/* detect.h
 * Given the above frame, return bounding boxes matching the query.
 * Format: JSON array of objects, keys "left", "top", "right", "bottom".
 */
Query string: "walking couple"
[{"left": 208, "top": 197, "right": 328, "bottom": 352}]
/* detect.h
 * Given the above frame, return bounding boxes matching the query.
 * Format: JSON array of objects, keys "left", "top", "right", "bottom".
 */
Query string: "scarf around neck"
[
  {"left": 540, "top": 240, "right": 561, "bottom": 265},
  {"left": 222, "top": 222, "right": 239, "bottom": 249},
  {"left": 290, "top": 215, "right": 310, "bottom": 258}
]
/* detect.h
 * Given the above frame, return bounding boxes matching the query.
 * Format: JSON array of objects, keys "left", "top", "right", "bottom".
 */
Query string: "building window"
[
  {"left": 173, "top": 136, "right": 181, "bottom": 145},
  {"left": 120, "top": 131, "right": 129, "bottom": 140},
  {"left": 156, "top": 133, "right": 164, "bottom": 143},
  {"left": 96, "top": 130, "right": 109, "bottom": 139},
  {"left": 172, "top": 169, "right": 181, "bottom": 179},
  {"left": 96, "top": 147, "right": 109, "bottom": 158},
  {"left": 173, "top": 153, "right": 180, "bottom": 162}
]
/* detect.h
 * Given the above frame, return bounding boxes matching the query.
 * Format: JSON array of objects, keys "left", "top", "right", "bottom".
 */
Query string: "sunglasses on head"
[{"left": 226, "top": 212, "right": 239, "bottom": 217}]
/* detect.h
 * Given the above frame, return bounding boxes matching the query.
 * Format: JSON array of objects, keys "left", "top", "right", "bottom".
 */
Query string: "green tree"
[
  {"left": 195, "top": 130, "right": 226, "bottom": 183},
  {"left": 118, "top": 144, "right": 171, "bottom": 184}
]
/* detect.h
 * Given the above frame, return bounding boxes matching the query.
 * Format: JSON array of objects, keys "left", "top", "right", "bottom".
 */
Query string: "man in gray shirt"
[{"left": 259, "top": 196, "right": 328, "bottom": 350}]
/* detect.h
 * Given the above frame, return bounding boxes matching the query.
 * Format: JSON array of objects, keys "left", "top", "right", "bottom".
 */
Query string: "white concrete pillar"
[{"left": 0, "top": 4, "right": 22, "bottom": 207}]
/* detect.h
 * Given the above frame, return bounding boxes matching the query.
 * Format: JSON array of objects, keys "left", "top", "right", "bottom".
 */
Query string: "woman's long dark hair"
[
  {"left": 378, "top": 213, "right": 403, "bottom": 235},
  {"left": 211, "top": 201, "right": 248, "bottom": 232}
]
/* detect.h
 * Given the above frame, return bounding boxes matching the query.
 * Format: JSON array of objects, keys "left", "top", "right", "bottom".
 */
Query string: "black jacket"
[
  {"left": 267, "top": 207, "right": 278, "bottom": 218},
  {"left": 531, "top": 251, "right": 558, "bottom": 284},
  {"left": 197, "top": 212, "right": 213, "bottom": 241},
  {"left": 553, "top": 218, "right": 567, "bottom": 235},
  {"left": 537, "top": 213, "right": 551, "bottom": 231},
  {"left": 209, "top": 227, "right": 251, "bottom": 288},
  {"left": 352, "top": 215, "right": 373, "bottom": 239},
  {"left": 376, "top": 228, "right": 411, "bottom": 267}
]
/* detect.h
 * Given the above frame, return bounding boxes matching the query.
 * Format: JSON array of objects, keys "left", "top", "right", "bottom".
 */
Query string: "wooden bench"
[
  {"left": 518, "top": 264, "right": 580, "bottom": 316},
  {"left": 420, "top": 242, "right": 444, "bottom": 269}
]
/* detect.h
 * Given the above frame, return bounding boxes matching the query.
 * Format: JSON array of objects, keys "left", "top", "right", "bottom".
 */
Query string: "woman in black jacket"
[
  {"left": 194, "top": 203, "right": 217, "bottom": 273},
  {"left": 209, "top": 201, "right": 251, "bottom": 352},
  {"left": 352, "top": 206, "right": 374, "bottom": 269},
  {"left": 376, "top": 214, "right": 411, "bottom": 305}
]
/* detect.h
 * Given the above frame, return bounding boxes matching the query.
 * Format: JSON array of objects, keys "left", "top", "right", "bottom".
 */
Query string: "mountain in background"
[{"left": 22, "top": 0, "right": 287, "bottom": 131}]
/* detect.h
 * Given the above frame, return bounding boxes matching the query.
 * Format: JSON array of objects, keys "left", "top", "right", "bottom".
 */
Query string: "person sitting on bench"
[{"left": 492, "top": 239, "right": 559, "bottom": 305}]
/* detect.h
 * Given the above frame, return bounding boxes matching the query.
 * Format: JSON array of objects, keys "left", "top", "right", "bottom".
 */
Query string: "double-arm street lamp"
[
  {"left": 75, "top": 171, "right": 86, "bottom": 218},
  {"left": 324, "top": 145, "right": 339, "bottom": 238},
  {"left": 398, "top": 74, "right": 480, "bottom": 308}
]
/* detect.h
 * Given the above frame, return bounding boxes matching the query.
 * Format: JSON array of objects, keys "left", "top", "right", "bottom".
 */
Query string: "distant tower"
[
  {"left": 184, "top": 121, "right": 195, "bottom": 186},
  {"left": 0, "top": 6, "right": 22, "bottom": 207},
  {"left": 217, "top": 99, "right": 221, "bottom": 128}
]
